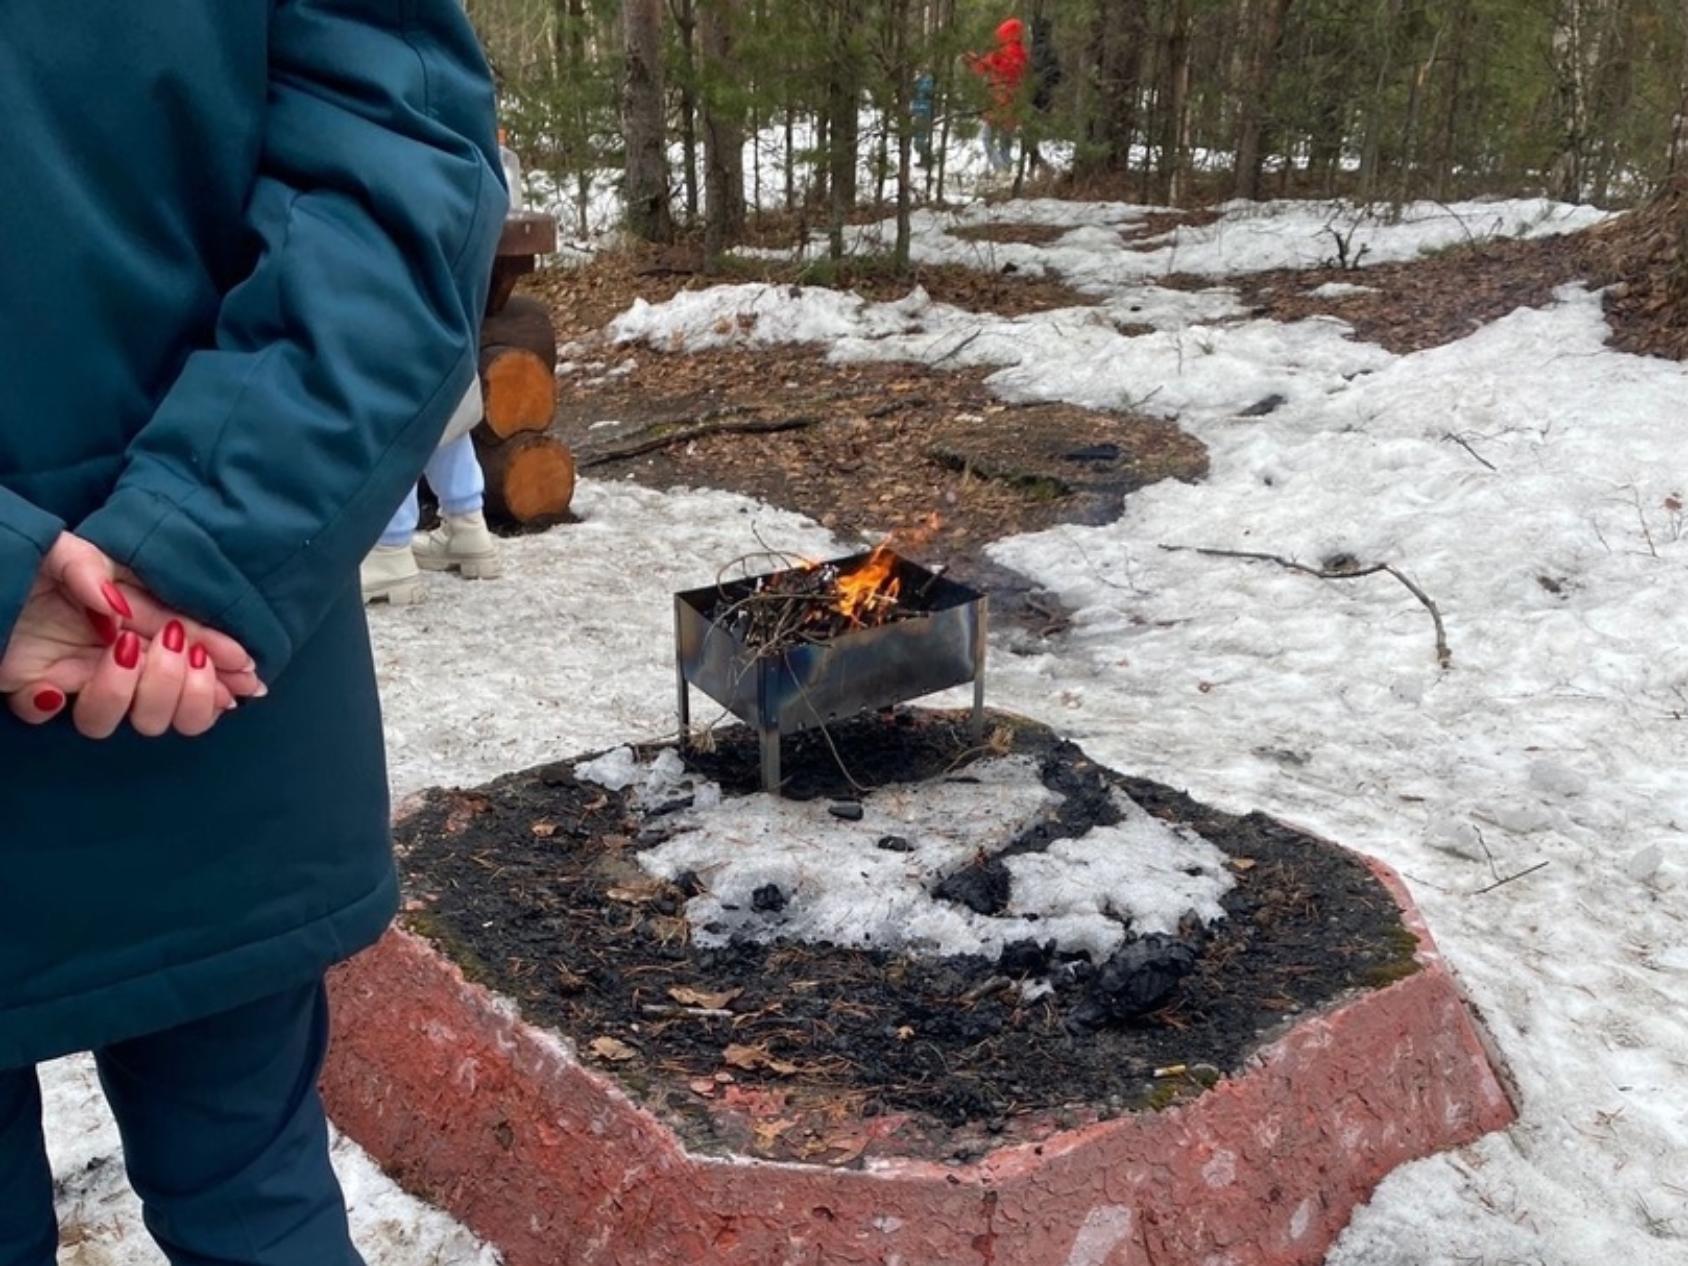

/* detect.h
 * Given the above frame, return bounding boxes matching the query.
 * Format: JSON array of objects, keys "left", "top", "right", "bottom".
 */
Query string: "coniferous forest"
[{"left": 470, "top": 0, "right": 1688, "bottom": 248}]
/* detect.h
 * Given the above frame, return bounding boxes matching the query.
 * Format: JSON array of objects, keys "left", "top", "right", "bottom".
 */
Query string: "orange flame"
[{"left": 833, "top": 545, "right": 901, "bottom": 625}]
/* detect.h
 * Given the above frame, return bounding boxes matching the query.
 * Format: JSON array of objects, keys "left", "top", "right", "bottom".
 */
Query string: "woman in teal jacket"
[{"left": 0, "top": 2, "right": 505, "bottom": 1262}]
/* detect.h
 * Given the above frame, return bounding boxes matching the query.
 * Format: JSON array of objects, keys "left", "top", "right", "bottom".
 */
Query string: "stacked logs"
[{"left": 475, "top": 211, "right": 575, "bottom": 526}]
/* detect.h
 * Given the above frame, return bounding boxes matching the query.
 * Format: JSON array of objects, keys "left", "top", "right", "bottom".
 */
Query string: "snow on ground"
[
  {"left": 610, "top": 277, "right": 1386, "bottom": 421},
  {"left": 43, "top": 194, "right": 1686, "bottom": 1262},
  {"left": 603, "top": 752, "right": 1232, "bottom": 961},
  {"left": 985, "top": 287, "right": 1688, "bottom": 1263},
  {"left": 765, "top": 196, "right": 1610, "bottom": 294}
]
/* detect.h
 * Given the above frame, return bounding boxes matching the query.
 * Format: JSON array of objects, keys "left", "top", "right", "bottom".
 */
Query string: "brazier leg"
[
  {"left": 675, "top": 600, "right": 691, "bottom": 748},
  {"left": 759, "top": 726, "right": 781, "bottom": 794}
]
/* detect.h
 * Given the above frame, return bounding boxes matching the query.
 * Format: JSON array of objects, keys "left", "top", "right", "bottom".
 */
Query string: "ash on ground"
[{"left": 397, "top": 709, "right": 1416, "bottom": 1163}]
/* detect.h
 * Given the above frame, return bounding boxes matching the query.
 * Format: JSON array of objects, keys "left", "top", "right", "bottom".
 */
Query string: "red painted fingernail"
[
  {"left": 33, "top": 688, "right": 64, "bottom": 713},
  {"left": 189, "top": 643, "right": 208, "bottom": 670},
  {"left": 86, "top": 611, "right": 119, "bottom": 646},
  {"left": 101, "top": 581, "right": 133, "bottom": 620},
  {"left": 163, "top": 620, "right": 186, "bottom": 654},
  {"left": 115, "top": 631, "right": 142, "bottom": 670}
]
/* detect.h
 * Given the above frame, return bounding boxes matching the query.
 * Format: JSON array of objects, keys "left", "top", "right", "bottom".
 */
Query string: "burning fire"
[
  {"left": 827, "top": 514, "right": 940, "bottom": 627},
  {"left": 776, "top": 514, "right": 942, "bottom": 633},
  {"left": 832, "top": 545, "right": 901, "bottom": 626}
]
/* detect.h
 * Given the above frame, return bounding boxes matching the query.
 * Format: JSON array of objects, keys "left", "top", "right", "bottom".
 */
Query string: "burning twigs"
[
  {"left": 709, "top": 547, "right": 917, "bottom": 658},
  {"left": 1160, "top": 544, "right": 1452, "bottom": 669}
]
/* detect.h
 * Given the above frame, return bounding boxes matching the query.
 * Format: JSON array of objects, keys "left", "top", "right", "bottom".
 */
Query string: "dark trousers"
[{"left": 0, "top": 982, "right": 363, "bottom": 1266}]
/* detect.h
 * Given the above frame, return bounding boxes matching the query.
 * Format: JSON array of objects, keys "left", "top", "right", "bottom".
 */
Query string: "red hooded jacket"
[{"left": 969, "top": 18, "right": 1029, "bottom": 124}]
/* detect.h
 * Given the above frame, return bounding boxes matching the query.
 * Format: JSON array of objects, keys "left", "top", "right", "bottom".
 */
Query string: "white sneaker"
[
  {"left": 361, "top": 544, "right": 425, "bottom": 606},
  {"left": 413, "top": 510, "right": 502, "bottom": 580}
]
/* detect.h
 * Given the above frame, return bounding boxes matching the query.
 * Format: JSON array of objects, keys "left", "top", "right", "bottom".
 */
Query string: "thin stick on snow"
[
  {"left": 1442, "top": 431, "right": 1498, "bottom": 471},
  {"left": 1471, "top": 860, "right": 1550, "bottom": 895},
  {"left": 930, "top": 327, "right": 985, "bottom": 366},
  {"left": 1158, "top": 544, "right": 1453, "bottom": 669},
  {"left": 1472, "top": 825, "right": 1504, "bottom": 885}
]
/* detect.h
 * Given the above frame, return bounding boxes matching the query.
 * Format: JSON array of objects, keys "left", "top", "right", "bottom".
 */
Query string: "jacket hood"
[{"left": 995, "top": 17, "right": 1025, "bottom": 46}]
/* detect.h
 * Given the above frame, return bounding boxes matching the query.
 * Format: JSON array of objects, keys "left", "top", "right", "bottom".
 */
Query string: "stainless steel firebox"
[{"left": 674, "top": 551, "right": 987, "bottom": 792}]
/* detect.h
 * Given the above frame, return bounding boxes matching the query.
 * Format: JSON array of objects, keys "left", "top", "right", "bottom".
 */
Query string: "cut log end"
[
  {"left": 479, "top": 345, "right": 556, "bottom": 439},
  {"left": 477, "top": 433, "right": 576, "bottom": 526}
]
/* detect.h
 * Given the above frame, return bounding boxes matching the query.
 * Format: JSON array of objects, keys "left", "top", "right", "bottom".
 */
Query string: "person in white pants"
[{"left": 361, "top": 384, "right": 501, "bottom": 605}]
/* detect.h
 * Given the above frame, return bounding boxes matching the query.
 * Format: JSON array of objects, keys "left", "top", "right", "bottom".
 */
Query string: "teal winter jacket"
[{"left": 0, "top": 1, "right": 505, "bottom": 1067}]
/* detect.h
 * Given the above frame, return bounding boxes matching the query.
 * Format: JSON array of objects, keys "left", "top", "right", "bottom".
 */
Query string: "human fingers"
[
  {"left": 42, "top": 535, "right": 129, "bottom": 625},
  {"left": 115, "top": 583, "right": 258, "bottom": 679},
  {"left": 8, "top": 684, "right": 68, "bottom": 726},
  {"left": 130, "top": 620, "right": 190, "bottom": 738},
  {"left": 72, "top": 631, "right": 144, "bottom": 740},
  {"left": 172, "top": 642, "right": 221, "bottom": 738}
]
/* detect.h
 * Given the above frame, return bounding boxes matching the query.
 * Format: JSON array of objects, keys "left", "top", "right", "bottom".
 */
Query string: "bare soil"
[
  {"left": 1200, "top": 234, "right": 1596, "bottom": 354},
  {"left": 947, "top": 222, "right": 1071, "bottom": 246}
]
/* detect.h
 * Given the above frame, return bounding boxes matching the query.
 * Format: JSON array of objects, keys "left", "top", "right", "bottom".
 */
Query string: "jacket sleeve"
[
  {"left": 77, "top": 0, "right": 506, "bottom": 682},
  {"left": 0, "top": 487, "right": 63, "bottom": 654}
]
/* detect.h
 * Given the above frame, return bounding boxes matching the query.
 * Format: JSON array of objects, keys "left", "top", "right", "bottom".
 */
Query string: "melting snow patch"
[
  {"left": 579, "top": 745, "right": 721, "bottom": 812},
  {"left": 632, "top": 754, "right": 1231, "bottom": 960},
  {"left": 1310, "top": 281, "right": 1378, "bottom": 298}
]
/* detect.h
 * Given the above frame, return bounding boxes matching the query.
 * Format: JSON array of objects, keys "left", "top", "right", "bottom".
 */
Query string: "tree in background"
[
  {"left": 623, "top": 0, "right": 675, "bottom": 240},
  {"left": 700, "top": 0, "right": 749, "bottom": 256},
  {"left": 466, "top": 0, "right": 1688, "bottom": 257}
]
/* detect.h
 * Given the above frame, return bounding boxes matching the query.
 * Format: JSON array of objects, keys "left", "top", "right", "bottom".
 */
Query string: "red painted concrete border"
[{"left": 323, "top": 853, "right": 1514, "bottom": 1266}]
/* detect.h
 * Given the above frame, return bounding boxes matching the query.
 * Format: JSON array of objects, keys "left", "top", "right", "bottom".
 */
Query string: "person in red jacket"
[{"left": 967, "top": 17, "right": 1030, "bottom": 174}]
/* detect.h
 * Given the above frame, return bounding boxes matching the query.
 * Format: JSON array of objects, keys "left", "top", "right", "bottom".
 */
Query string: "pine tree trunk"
[
  {"left": 815, "top": 108, "right": 831, "bottom": 206},
  {"left": 875, "top": 120, "right": 891, "bottom": 212},
  {"left": 1084, "top": 0, "right": 1146, "bottom": 173},
  {"left": 568, "top": 0, "right": 591, "bottom": 238},
  {"left": 1161, "top": 0, "right": 1193, "bottom": 203},
  {"left": 1549, "top": 0, "right": 1588, "bottom": 201},
  {"left": 1357, "top": 0, "right": 1404, "bottom": 202},
  {"left": 1395, "top": 21, "right": 1443, "bottom": 208},
  {"left": 1138, "top": 34, "right": 1162, "bottom": 199},
  {"left": 622, "top": 0, "right": 675, "bottom": 242},
  {"left": 701, "top": 0, "right": 747, "bottom": 259},
  {"left": 893, "top": 0, "right": 914, "bottom": 268},
  {"left": 785, "top": 105, "right": 797, "bottom": 209},
  {"left": 677, "top": 0, "right": 701, "bottom": 225},
  {"left": 933, "top": 0, "right": 957, "bottom": 201},
  {"left": 1432, "top": 1, "right": 1469, "bottom": 199},
  {"left": 1670, "top": 0, "right": 1688, "bottom": 177},
  {"left": 827, "top": 0, "right": 861, "bottom": 258},
  {"left": 1233, "top": 0, "right": 1295, "bottom": 199}
]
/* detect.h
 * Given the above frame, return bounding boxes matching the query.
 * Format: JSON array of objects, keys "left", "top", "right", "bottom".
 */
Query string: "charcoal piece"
[
  {"left": 997, "top": 938, "right": 1056, "bottom": 977},
  {"left": 751, "top": 884, "right": 787, "bottom": 914},
  {"left": 674, "top": 870, "right": 704, "bottom": 899},
  {"left": 829, "top": 801, "right": 865, "bottom": 822},
  {"left": 1065, "top": 934, "right": 1198, "bottom": 1031},
  {"left": 1063, "top": 443, "right": 1122, "bottom": 463},
  {"left": 1052, "top": 957, "right": 1095, "bottom": 989},
  {"left": 876, "top": 834, "right": 915, "bottom": 852},
  {"left": 933, "top": 859, "right": 1011, "bottom": 916},
  {"left": 1240, "top": 393, "right": 1287, "bottom": 417}
]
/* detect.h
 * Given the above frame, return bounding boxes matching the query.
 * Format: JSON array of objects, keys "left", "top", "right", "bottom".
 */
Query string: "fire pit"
[{"left": 674, "top": 548, "right": 987, "bottom": 790}]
